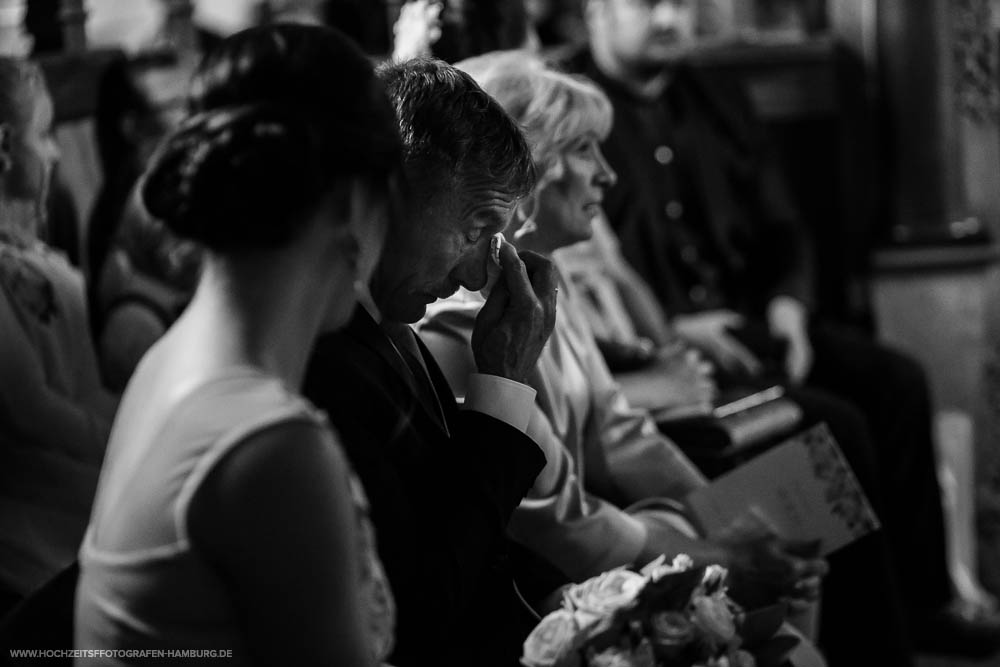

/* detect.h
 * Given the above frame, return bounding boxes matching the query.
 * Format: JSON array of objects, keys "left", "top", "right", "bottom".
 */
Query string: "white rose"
[
  {"left": 700, "top": 565, "right": 729, "bottom": 594},
  {"left": 641, "top": 554, "right": 695, "bottom": 582},
  {"left": 566, "top": 569, "right": 647, "bottom": 616},
  {"left": 522, "top": 609, "right": 581, "bottom": 667}
]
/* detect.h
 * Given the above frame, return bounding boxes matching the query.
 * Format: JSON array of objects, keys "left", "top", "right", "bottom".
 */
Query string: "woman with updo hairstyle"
[{"left": 75, "top": 24, "right": 403, "bottom": 665}]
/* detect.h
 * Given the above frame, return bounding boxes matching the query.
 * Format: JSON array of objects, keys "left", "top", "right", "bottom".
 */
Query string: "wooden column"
[{"left": 875, "top": 0, "right": 1000, "bottom": 243}]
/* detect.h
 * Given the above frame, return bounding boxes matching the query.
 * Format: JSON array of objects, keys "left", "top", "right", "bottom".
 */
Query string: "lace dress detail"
[
  {"left": 309, "top": 405, "right": 395, "bottom": 663},
  {"left": 347, "top": 473, "right": 396, "bottom": 663}
]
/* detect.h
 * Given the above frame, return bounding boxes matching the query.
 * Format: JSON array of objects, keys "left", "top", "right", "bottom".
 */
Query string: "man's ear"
[{"left": 0, "top": 123, "right": 13, "bottom": 175}]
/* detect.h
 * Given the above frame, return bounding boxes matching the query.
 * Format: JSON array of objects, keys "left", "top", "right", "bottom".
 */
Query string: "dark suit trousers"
[
  {"left": 784, "top": 383, "right": 914, "bottom": 666},
  {"left": 807, "top": 323, "right": 952, "bottom": 614},
  {"left": 716, "top": 320, "right": 951, "bottom": 665},
  {"left": 724, "top": 321, "right": 952, "bottom": 607}
]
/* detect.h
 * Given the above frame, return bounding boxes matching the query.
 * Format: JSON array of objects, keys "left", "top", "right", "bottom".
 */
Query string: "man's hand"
[
  {"left": 471, "top": 243, "right": 557, "bottom": 384},
  {"left": 716, "top": 510, "right": 827, "bottom": 609},
  {"left": 673, "top": 310, "right": 762, "bottom": 377},
  {"left": 766, "top": 296, "right": 813, "bottom": 385}
]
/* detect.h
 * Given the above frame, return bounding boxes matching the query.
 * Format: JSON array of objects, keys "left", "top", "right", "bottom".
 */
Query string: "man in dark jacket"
[
  {"left": 566, "top": 0, "right": 1000, "bottom": 662},
  {"left": 304, "top": 59, "right": 555, "bottom": 667}
]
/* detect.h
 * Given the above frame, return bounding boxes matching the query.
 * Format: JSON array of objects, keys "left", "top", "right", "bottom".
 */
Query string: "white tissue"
[{"left": 483, "top": 232, "right": 505, "bottom": 295}]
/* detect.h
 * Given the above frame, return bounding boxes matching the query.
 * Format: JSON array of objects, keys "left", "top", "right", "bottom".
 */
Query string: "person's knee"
[
  {"left": 793, "top": 389, "right": 870, "bottom": 450},
  {"left": 874, "top": 345, "right": 932, "bottom": 408},
  {"left": 788, "top": 388, "right": 883, "bottom": 497}
]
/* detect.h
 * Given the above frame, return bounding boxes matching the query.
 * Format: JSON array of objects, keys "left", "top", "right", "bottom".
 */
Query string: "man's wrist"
[
  {"left": 473, "top": 354, "right": 527, "bottom": 385},
  {"left": 463, "top": 373, "right": 536, "bottom": 432}
]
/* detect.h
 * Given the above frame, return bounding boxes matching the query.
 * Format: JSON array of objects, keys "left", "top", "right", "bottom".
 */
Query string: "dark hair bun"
[
  {"left": 139, "top": 24, "right": 402, "bottom": 253},
  {"left": 141, "top": 104, "right": 319, "bottom": 251}
]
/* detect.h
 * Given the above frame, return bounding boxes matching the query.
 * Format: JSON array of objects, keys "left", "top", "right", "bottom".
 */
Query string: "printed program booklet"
[{"left": 685, "top": 423, "right": 880, "bottom": 555}]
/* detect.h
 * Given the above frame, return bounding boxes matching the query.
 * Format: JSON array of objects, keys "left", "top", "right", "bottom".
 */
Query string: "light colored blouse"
[
  {"left": 75, "top": 367, "right": 394, "bottom": 665},
  {"left": 0, "top": 229, "right": 114, "bottom": 597},
  {"left": 418, "top": 271, "right": 706, "bottom": 581},
  {"left": 0, "top": 230, "right": 113, "bottom": 456},
  {"left": 552, "top": 214, "right": 641, "bottom": 345}
]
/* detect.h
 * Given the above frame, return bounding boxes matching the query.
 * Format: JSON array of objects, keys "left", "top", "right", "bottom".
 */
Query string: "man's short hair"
[{"left": 376, "top": 58, "right": 536, "bottom": 204}]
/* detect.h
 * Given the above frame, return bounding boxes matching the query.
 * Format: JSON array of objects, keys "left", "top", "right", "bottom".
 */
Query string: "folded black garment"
[
  {"left": 655, "top": 387, "right": 803, "bottom": 477},
  {"left": 596, "top": 338, "right": 659, "bottom": 373}
]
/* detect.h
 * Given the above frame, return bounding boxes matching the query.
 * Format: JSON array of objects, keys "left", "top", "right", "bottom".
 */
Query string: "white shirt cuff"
[{"left": 462, "top": 373, "right": 536, "bottom": 433}]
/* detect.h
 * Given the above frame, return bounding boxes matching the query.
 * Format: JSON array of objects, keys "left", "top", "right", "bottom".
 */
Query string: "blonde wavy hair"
[{"left": 456, "top": 50, "right": 612, "bottom": 226}]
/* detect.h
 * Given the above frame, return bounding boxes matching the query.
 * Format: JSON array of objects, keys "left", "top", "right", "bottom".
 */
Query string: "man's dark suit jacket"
[
  {"left": 565, "top": 50, "right": 816, "bottom": 319},
  {"left": 304, "top": 307, "right": 546, "bottom": 667}
]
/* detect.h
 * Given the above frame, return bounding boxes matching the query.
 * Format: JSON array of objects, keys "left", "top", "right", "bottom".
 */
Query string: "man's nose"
[{"left": 454, "top": 241, "right": 492, "bottom": 292}]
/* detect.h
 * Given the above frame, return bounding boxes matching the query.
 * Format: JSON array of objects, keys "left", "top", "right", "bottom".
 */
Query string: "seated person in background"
[
  {"left": 419, "top": 48, "right": 827, "bottom": 633},
  {"left": 94, "top": 191, "right": 200, "bottom": 392},
  {"left": 76, "top": 24, "right": 402, "bottom": 663},
  {"left": 87, "top": 52, "right": 188, "bottom": 332},
  {"left": 565, "top": 0, "right": 1000, "bottom": 658},
  {"left": 302, "top": 58, "right": 554, "bottom": 667},
  {"left": 0, "top": 57, "right": 117, "bottom": 615}
]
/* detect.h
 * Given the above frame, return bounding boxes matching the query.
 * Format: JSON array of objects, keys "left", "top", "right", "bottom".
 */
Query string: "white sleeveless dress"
[{"left": 75, "top": 367, "right": 395, "bottom": 664}]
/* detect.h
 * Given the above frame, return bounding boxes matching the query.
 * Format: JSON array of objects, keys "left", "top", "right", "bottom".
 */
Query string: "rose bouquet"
[{"left": 522, "top": 555, "right": 799, "bottom": 667}]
